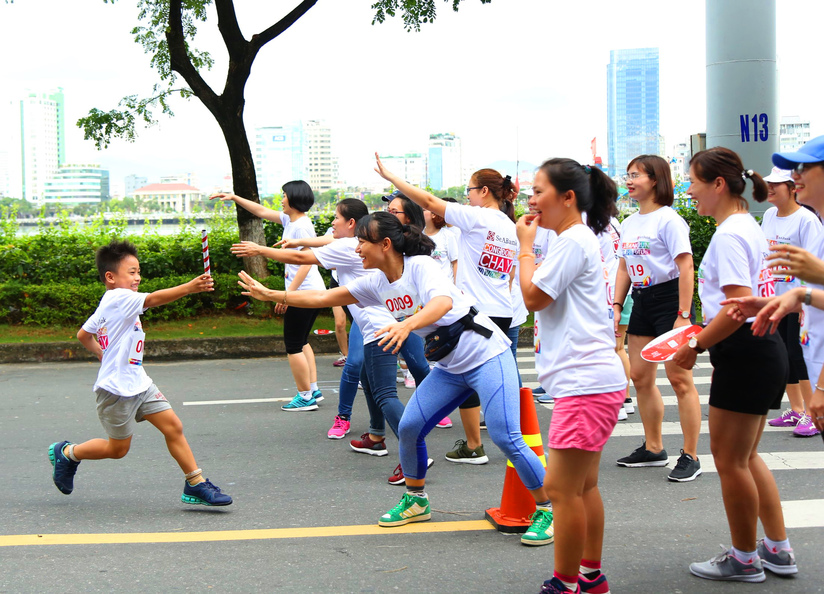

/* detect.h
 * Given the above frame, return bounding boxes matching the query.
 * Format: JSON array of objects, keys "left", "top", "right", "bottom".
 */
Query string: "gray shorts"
[{"left": 95, "top": 383, "right": 172, "bottom": 440}]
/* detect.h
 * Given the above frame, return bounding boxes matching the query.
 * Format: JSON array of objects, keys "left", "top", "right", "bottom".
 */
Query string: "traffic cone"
[{"left": 485, "top": 386, "right": 547, "bottom": 533}]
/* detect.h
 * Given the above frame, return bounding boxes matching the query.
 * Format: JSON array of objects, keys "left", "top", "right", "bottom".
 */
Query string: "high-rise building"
[
  {"left": 19, "top": 88, "right": 66, "bottom": 202},
  {"left": 303, "top": 120, "right": 338, "bottom": 193},
  {"left": 124, "top": 174, "right": 148, "bottom": 197},
  {"left": 427, "top": 133, "right": 463, "bottom": 191},
  {"left": 606, "top": 48, "right": 660, "bottom": 178},
  {"left": 380, "top": 153, "right": 427, "bottom": 189},
  {"left": 779, "top": 116, "right": 811, "bottom": 152},
  {"left": 43, "top": 164, "right": 110, "bottom": 204}
]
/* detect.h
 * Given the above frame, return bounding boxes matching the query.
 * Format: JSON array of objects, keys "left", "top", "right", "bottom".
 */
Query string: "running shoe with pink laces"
[
  {"left": 793, "top": 413, "right": 821, "bottom": 437},
  {"left": 327, "top": 415, "right": 351, "bottom": 439},
  {"left": 768, "top": 408, "right": 803, "bottom": 427},
  {"left": 436, "top": 417, "right": 452, "bottom": 428},
  {"left": 333, "top": 355, "right": 347, "bottom": 367}
]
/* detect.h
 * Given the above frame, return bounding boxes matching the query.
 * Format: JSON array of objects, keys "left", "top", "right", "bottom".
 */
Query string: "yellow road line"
[{"left": 0, "top": 520, "right": 495, "bottom": 547}]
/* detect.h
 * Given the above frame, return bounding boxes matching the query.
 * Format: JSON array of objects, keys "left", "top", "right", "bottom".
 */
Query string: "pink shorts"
[{"left": 547, "top": 389, "right": 627, "bottom": 452}]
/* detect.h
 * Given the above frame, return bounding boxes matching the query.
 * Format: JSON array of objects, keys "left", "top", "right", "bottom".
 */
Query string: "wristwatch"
[
  {"left": 678, "top": 309, "right": 691, "bottom": 319},
  {"left": 688, "top": 336, "right": 705, "bottom": 354}
]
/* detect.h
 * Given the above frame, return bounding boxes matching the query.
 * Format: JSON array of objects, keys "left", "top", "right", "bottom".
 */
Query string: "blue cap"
[{"left": 772, "top": 135, "right": 824, "bottom": 169}]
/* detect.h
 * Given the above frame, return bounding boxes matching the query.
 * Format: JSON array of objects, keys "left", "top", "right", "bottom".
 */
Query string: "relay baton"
[{"left": 201, "top": 229, "right": 211, "bottom": 275}]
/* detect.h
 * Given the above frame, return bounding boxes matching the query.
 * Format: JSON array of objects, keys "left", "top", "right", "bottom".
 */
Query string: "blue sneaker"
[
  {"left": 540, "top": 577, "right": 580, "bottom": 593},
  {"left": 281, "top": 394, "right": 318, "bottom": 411},
  {"left": 312, "top": 389, "right": 324, "bottom": 403},
  {"left": 48, "top": 441, "right": 79, "bottom": 495},
  {"left": 537, "top": 393, "right": 554, "bottom": 404},
  {"left": 532, "top": 386, "right": 546, "bottom": 396},
  {"left": 181, "top": 479, "right": 233, "bottom": 506}
]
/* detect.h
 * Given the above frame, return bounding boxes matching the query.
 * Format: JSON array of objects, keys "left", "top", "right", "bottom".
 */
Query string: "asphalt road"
[{"left": 0, "top": 349, "right": 822, "bottom": 593}]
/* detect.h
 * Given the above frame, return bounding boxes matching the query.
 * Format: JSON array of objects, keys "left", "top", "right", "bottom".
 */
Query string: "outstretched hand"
[
  {"left": 231, "top": 241, "right": 264, "bottom": 258},
  {"left": 187, "top": 273, "right": 215, "bottom": 294},
  {"left": 209, "top": 192, "right": 238, "bottom": 201},
  {"left": 374, "top": 152, "right": 397, "bottom": 183},
  {"left": 237, "top": 270, "right": 270, "bottom": 302},
  {"left": 720, "top": 295, "right": 772, "bottom": 323},
  {"left": 275, "top": 238, "right": 300, "bottom": 249},
  {"left": 767, "top": 244, "right": 824, "bottom": 285},
  {"left": 751, "top": 291, "right": 804, "bottom": 337}
]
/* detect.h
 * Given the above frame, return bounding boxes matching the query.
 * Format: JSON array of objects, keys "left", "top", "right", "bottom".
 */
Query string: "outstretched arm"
[
  {"left": 238, "top": 271, "right": 358, "bottom": 309},
  {"left": 210, "top": 192, "right": 283, "bottom": 223},
  {"left": 144, "top": 274, "right": 214, "bottom": 308},
  {"left": 231, "top": 242, "right": 320, "bottom": 266},
  {"left": 374, "top": 152, "right": 447, "bottom": 218},
  {"left": 275, "top": 236, "right": 335, "bottom": 249}
]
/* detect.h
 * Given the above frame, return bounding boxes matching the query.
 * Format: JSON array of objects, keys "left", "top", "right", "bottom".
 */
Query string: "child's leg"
[
  {"left": 545, "top": 447, "right": 602, "bottom": 579},
  {"left": 73, "top": 436, "right": 132, "bottom": 460},
  {"left": 143, "top": 409, "right": 199, "bottom": 479}
]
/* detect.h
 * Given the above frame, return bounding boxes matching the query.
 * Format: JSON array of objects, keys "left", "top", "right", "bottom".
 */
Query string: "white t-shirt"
[
  {"left": 279, "top": 213, "right": 325, "bottom": 291},
  {"left": 510, "top": 259, "right": 528, "bottom": 329},
  {"left": 698, "top": 213, "right": 774, "bottom": 324},
  {"left": 760, "top": 206, "right": 822, "bottom": 296},
  {"left": 532, "top": 226, "right": 556, "bottom": 353},
  {"left": 532, "top": 224, "right": 627, "bottom": 398},
  {"left": 799, "top": 220, "right": 824, "bottom": 377},
  {"left": 620, "top": 206, "right": 691, "bottom": 288},
  {"left": 323, "top": 227, "right": 338, "bottom": 283},
  {"left": 312, "top": 237, "right": 397, "bottom": 346},
  {"left": 444, "top": 203, "right": 517, "bottom": 318},
  {"left": 428, "top": 227, "right": 458, "bottom": 281},
  {"left": 345, "top": 255, "right": 510, "bottom": 374},
  {"left": 81, "top": 288, "right": 154, "bottom": 397},
  {"left": 600, "top": 217, "right": 622, "bottom": 304}
]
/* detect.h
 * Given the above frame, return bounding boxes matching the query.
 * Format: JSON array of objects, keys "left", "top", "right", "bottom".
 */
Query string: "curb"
[{"left": 0, "top": 327, "right": 535, "bottom": 365}]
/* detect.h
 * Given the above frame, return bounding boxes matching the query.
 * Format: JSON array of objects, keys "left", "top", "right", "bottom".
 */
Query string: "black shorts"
[
  {"left": 284, "top": 306, "right": 321, "bottom": 354},
  {"left": 708, "top": 324, "right": 788, "bottom": 415},
  {"left": 459, "top": 316, "right": 511, "bottom": 410},
  {"left": 627, "top": 277, "right": 695, "bottom": 337},
  {"left": 777, "top": 312, "right": 806, "bottom": 385}
]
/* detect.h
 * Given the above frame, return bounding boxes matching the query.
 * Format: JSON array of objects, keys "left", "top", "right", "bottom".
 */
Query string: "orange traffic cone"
[{"left": 485, "top": 386, "right": 547, "bottom": 533}]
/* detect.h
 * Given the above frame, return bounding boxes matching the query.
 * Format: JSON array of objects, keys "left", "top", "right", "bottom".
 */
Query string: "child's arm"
[
  {"left": 210, "top": 192, "right": 284, "bottom": 223},
  {"left": 143, "top": 274, "right": 214, "bottom": 309},
  {"left": 77, "top": 328, "right": 103, "bottom": 361},
  {"left": 274, "top": 236, "right": 335, "bottom": 249}
]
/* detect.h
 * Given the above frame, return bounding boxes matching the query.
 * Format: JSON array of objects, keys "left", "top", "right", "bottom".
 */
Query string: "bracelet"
[
  {"left": 816, "top": 385, "right": 824, "bottom": 392},
  {"left": 804, "top": 287, "right": 813, "bottom": 305},
  {"left": 517, "top": 253, "right": 535, "bottom": 261},
  {"left": 613, "top": 302, "right": 623, "bottom": 311},
  {"left": 283, "top": 289, "right": 288, "bottom": 305}
]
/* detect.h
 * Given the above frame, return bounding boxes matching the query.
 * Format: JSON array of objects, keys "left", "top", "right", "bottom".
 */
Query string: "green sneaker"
[
  {"left": 520, "top": 508, "right": 554, "bottom": 546},
  {"left": 445, "top": 439, "right": 489, "bottom": 464},
  {"left": 378, "top": 492, "right": 431, "bottom": 527}
]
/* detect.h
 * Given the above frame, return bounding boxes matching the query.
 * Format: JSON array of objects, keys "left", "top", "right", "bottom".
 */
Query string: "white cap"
[{"left": 763, "top": 166, "right": 793, "bottom": 183}]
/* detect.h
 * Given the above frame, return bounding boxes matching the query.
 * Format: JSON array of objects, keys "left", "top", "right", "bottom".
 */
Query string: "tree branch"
[
  {"left": 213, "top": 0, "right": 246, "bottom": 61},
  {"left": 249, "top": 0, "right": 318, "bottom": 55}
]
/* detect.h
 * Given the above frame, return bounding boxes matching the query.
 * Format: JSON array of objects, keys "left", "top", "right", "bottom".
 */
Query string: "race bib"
[
  {"left": 757, "top": 253, "right": 776, "bottom": 298},
  {"left": 627, "top": 262, "right": 651, "bottom": 287},
  {"left": 623, "top": 238, "right": 653, "bottom": 287},
  {"left": 128, "top": 330, "right": 146, "bottom": 366},
  {"left": 380, "top": 285, "right": 422, "bottom": 322}
]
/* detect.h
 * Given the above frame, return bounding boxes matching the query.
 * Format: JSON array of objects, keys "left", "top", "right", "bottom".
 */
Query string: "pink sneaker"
[
  {"left": 768, "top": 409, "right": 803, "bottom": 427},
  {"left": 436, "top": 417, "right": 452, "bottom": 428},
  {"left": 404, "top": 374, "right": 416, "bottom": 389},
  {"left": 793, "top": 414, "right": 821, "bottom": 437},
  {"left": 332, "top": 355, "right": 347, "bottom": 368},
  {"left": 327, "top": 415, "right": 351, "bottom": 439}
]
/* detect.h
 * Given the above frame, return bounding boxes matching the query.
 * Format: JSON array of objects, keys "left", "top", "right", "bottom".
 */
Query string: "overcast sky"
[{"left": 1, "top": 0, "right": 822, "bottom": 193}]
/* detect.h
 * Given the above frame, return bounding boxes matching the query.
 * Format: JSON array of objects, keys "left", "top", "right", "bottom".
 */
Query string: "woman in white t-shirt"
[
  {"left": 517, "top": 158, "right": 627, "bottom": 594},
  {"left": 212, "top": 181, "right": 325, "bottom": 411},
  {"left": 611, "top": 155, "right": 702, "bottom": 483},
  {"left": 237, "top": 212, "right": 547, "bottom": 532},
  {"left": 374, "top": 154, "right": 518, "bottom": 466},
  {"left": 423, "top": 208, "right": 458, "bottom": 281},
  {"left": 760, "top": 167, "right": 822, "bottom": 432},
  {"left": 673, "top": 147, "right": 794, "bottom": 583}
]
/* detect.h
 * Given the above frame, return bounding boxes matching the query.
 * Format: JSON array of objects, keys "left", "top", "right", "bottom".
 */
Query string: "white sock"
[
  {"left": 559, "top": 578, "right": 577, "bottom": 592},
  {"left": 299, "top": 390, "right": 312, "bottom": 401},
  {"left": 310, "top": 382, "right": 318, "bottom": 392},
  {"left": 731, "top": 546, "right": 758, "bottom": 563},
  {"left": 763, "top": 536, "right": 791, "bottom": 551}
]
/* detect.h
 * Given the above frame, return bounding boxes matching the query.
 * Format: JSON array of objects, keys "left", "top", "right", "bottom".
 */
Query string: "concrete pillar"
[{"left": 706, "top": 0, "right": 777, "bottom": 214}]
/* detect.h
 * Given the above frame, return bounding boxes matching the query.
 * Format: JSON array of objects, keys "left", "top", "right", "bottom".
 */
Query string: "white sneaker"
[
  {"left": 618, "top": 407, "right": 628, "bottom": 421},
  {"left": 623, "top": 397, "right": 635, "bottom": 414},
  {"left": 404, "top": 372, "right": 416, "bottom": 389}
]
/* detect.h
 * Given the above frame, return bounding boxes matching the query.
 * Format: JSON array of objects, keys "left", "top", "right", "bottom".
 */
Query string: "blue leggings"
[
  {"left": 337, "top": 322, "right": 365, "bottom": 418},
  {"left": 361, "top": 332, "right": 430, "bottom": 439},
  {"left": 398, "top": 351, "right": 544, "bottom": 489},
  {"left": 507, "top": 325, "right": 522, "bottom": 388}
]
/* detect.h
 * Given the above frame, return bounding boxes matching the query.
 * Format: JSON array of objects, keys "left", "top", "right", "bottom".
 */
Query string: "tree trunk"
[{"left": 216, "top": 108, "right": 269, "bottom": 279}]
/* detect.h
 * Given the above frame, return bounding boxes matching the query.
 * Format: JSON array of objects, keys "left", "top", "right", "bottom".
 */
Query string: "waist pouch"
[{"left": 424, "top": 307, "right": 494, "bottom": 362}]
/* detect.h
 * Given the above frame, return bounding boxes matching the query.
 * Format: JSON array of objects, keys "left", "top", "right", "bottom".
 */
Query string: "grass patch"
[{"left": 0, "top": 313, "right": 339, "bottom": 344}]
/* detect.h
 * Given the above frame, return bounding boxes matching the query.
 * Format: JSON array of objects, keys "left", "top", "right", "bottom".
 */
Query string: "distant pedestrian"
[{"left": 50, "top": 240, "right": 232, "bottom": 506}]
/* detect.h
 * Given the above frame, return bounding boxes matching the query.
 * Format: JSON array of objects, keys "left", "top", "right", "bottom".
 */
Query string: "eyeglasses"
[
  {"left": 621, "top": 173, "right": 649, "bottom": 183},
  {"left": 386, "top": 208, "right": 403, "bottom": 216},
  {"left": 464, "top": 186, "right": 483, "bottom": 196},
  {"left": 795, "top": 161, "right": 823, "bottom": 174}
]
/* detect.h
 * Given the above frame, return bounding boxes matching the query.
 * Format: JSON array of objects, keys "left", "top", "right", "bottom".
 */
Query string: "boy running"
[{"left": 48, "top": 240, "right": 232, "bottom": 506}]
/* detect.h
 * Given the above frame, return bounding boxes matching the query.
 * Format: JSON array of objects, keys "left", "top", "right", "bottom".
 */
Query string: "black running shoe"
[
  {"left": 616, "top": 441, "right": 668, "bottom": 467},
  {"left": 667, "top": 450, "right": 702, "bottom": 482}
]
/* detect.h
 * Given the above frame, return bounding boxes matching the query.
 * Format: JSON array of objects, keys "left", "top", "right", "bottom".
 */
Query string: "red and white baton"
[{"left": 201, "top": 229, "right": 211, "bottom": 275}]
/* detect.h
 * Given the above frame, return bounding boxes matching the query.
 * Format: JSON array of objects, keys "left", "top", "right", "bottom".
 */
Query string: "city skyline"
[{"left": 1, "top": 1, "right": 822, "bottom": 196}]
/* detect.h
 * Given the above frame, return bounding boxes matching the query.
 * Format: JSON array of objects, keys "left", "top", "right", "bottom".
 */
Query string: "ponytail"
[
  {"left": 355, "top": 212, "right": 435, "bottom": 256},
  {"left": 472, "top": 168, "right": 517, "bottom": 222},
  {"left": 537, "top": 158, "right": 618, "bottom": 235}
]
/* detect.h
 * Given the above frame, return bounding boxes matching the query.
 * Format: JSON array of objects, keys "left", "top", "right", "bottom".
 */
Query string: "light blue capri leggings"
[{"left": 397, "top": 350, "right": 545, "bottom": 490}]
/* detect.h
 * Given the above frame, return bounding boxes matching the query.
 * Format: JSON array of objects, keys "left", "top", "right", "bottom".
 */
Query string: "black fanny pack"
[{"left": 423, "top": 307, "right": 494, "bottom": 362}]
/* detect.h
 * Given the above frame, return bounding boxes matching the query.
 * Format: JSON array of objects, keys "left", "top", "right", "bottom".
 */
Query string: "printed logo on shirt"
[
  {"left": 697, "top": 266, "right": 705, "bottom": 286},
  {"left": 154, "top": 391, "right": 168, "bottom": 401},
  {"left": 757, "top": 252, "right": 776, "bottom": 298},
  {"left": 431, "top": 249, "right": 446, "bottom": 262},
  {"left": 478, "top": 232, "right": 517, "bottom": 280},
  {"left": 799, "top": 308, "right": 810, "bottom": 346},
  {"left": 97, "top": 325, "right": 109, "bottom": 350},
  {"left": 767, "top": 239, "right": 795, "bottom": 283},
  {"left": 381, "top": 286, "right": 423, "bottom": 322},
  {"left": 534, "top": 318, "right": 541, "bottom": 354},
  {"left": 622, "top": 239, "right": 651, "bottom": 256}
]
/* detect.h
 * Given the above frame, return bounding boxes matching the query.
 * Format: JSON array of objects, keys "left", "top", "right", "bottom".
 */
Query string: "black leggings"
[
  {"left": 284, "top": 306, "right": 321, "bottom": 354},
  {"left": 459, "top": 316, "right": 512, "bottom": 409}
]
